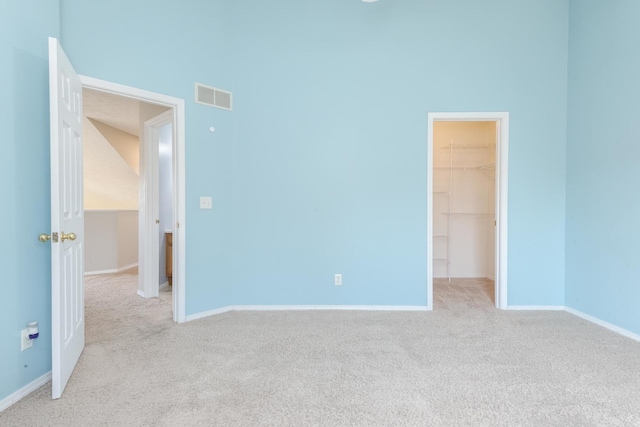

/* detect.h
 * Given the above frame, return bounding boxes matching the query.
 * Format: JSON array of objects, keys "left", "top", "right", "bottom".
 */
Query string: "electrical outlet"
[
  {"left": 334, "top": 274, "right": 342, "bottom": 286},
  {"left": 21, "top": 329, "right": 33, "bottom": 351},
  {"left": 200, "top": 196, "right": 212, "bottom": 209}
]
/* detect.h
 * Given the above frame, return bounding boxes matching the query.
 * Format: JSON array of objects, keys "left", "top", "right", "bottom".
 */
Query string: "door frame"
[
  {"left": 80, "top": 75, "right": 187, "bottom": 323},
  {"left": 140, "top": 110, "right": 174, "bottom": 301},
  {"left": 427, "top": 112, "right": 509, "bottom": 310}
]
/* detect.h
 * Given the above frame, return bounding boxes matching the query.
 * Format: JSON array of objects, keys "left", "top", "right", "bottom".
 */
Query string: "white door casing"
[
  {"left": 48, "top": 37, "right": 85, "bottom": 399},
  {"left": 140, "top": 110, "right": 174, "bottom": 299},
  {"left": 79, "top": 75, "right": 187, "bottom": 323}
]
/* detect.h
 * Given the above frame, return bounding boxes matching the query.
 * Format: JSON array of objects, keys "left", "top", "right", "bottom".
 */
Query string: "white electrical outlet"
[
  {"left": 334, "top": 274, "right": 342, "bottom": 286},
  {"left": 200, "top": 196, "right": 212, "bottom": 209},
  {"left": 21, "top": 329, "right": 33, "bottom": 351}
]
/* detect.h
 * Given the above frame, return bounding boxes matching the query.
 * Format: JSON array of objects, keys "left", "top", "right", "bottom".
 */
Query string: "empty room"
[{"left": 2, "top": 0, "right": 639, "bottom": 425}]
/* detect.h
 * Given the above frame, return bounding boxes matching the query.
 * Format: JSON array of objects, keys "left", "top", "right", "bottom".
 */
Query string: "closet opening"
[{"left": 427, "top": 112, "right": 509, "bottom": 310}]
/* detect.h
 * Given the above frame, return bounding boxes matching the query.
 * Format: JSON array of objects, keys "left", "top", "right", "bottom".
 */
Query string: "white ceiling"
[{"left": 83, "top": 88, "right": 141, "bottom": 137}]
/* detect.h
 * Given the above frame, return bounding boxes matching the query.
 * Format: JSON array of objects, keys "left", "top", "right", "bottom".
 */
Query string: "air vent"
[{"left": 195, "top": 83, "right": 232, "bottom": 111}]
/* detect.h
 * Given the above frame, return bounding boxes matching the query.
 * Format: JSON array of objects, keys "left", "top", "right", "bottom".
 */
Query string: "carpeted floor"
[{"left": 1, "top": 271, "right": 640, "bottom": 426}]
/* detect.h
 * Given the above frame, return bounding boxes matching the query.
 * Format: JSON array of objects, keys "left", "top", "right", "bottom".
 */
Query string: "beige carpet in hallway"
[{"left": 1, "top": 272, "right": 640, "bottom": 426}]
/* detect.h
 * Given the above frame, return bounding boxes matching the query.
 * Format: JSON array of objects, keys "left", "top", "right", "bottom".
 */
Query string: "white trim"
[
  {"left": 84, "top": 209, "right": 138, "bottom": 213},
  {"left": 233, "top": 305, "right": 430, "bottom": 312},
  {"left": 118, "top": 263, "right": 138, "bottom": 272},
  {"left": 159, "top": 281, "right": 170, "bottom": 291},
  {"left": 185, "top": 306, "right": 234, "bottom": 322},
  {"left": 136, "top": 290, "right": 146, "bottom": 298},
  {"left": 84, "top": 269, "right": 118, "bottom": 276},
  {"left": 427, "top": 112, "right": 509, "bottom": 310},
  {"left": 80, "top": 75, "right": 186, "bottom": 324},
  {"left": 84, "top": 263, "right": 138, "bottom": 276},
  {"left": 506, "top": 305, "right": 565, "bottom": 311},
  {"left": 0, "top": 371, "right": 51, "bottom": 412},
  {"left": 141, "top": 110, "right": 173, "bottom": 301},
  {"left": 182, "top": 305, "right": 640, "bottom": 344},
  {"left": 564, "top": 307, "right": 640, "bottom": 343},
  {"left": 185, "top": 305, "right": 429, "bottom": 322}
]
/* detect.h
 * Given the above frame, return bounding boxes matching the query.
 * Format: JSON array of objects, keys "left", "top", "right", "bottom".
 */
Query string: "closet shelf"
[
  {"left": 440, "top": 144, "right": 495, "bottom": 150},
  {"left": 434, "top": 235, "right": 448, "bottom": 238},
  {"left": 433, "top": 258, "right": 449, "bottom": 263},
  {"left": 434, "top": 163, "right": 495, "bottom": 171},
  {"left": 446, "top": 212, "right": 494, "bottom": 216},
  {"left": 477, "top": 163, "right": 496, "bottom": 170}
]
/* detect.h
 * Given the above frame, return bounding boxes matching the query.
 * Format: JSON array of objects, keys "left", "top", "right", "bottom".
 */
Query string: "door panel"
[{"left": 49, "top": 37, "right": 85, "bottom": 400}]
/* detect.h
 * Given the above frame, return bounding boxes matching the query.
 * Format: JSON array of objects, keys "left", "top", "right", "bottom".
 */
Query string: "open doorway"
[
  {"left": 427, "top": 112, "right": 509, "bottom": 310},
  {"left": 81, "top": 89, "right": 174, "bottom": 314},
  {"left": 80, "top": 77, "right": 186, "bottom": 323}
]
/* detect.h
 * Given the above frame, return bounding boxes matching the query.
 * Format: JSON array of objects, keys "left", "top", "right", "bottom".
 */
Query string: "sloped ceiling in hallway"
[
  {"left": 83, "top": 88, "right": 140, "bottom": 210},
  {"left": 89, "top": 118, "right": 140, "bottom": 175},
  {"left": 83, "top": 116, "right": 139, "bottom": 210},
  {"left": 82, "top": 88, "right": 170, "bottom": 210},
  {"left": 84, "top": 88, "right": 141, "bottom": 136}
]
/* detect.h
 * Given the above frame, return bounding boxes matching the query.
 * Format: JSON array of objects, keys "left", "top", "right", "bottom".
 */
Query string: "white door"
[{"left": 48, "top": 37, "right": 85, "bottom": 399}]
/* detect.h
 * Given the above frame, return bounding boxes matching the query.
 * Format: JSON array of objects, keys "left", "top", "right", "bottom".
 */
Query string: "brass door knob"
[
  {"left": 38, "top": 234, "right": 51, "bottom": 242},
  {"left": 61, "top": 232, "right": 77, "bottom": 242}
]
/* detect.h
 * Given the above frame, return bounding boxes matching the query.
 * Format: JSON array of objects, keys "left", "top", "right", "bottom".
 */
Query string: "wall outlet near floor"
[
  {"left": 334, "top": 274, "right": 342, "bottom": 286},
  {"left": 21, "top": 329, "right": 33, "bottom": 351},
  {"left": 200, "top": 196, "right": 213, "bottom": 209}
]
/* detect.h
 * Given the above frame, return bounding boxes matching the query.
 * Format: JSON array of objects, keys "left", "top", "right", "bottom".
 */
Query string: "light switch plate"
[{"left": 200, "top": 196, "right": 212, "bottom": 209}]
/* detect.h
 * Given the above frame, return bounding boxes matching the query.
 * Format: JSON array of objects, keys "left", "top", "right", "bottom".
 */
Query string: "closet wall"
[{"left": 433, "top": 121, "right": 496, "bottom": 279}]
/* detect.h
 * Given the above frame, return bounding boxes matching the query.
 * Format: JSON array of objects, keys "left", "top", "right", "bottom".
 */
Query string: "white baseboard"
[
  {"left": 0, "top": 371, "right": 51, "bottom": 412},
  {"left": 85, "top": 263, "right": 138, "bottom": 276},
  {"left": 564, "top": 307, "right": 640, "bottom": 343},
  {"left": 506, "top": 305, "right": 640, "bottom": 343},
  {"left": 118, "top": 263, "right": 138, "bottom": 272},
  {"left": 85, "top": 268, "right": 118, "bottom": 276},
  {"left": 136, "top": 290, "right": 146, "bottom": 298},
  {"left": 233, "top": 305, "right": 430, "bottom": 312},
  {"left": 183, "top": 304, "right": 640, "bottom": 344},
  {"left": 506, "top": 305, "right": 565, "bottom": 311},
  {"left": 159, "top": 281, "right": 170, "bottom": 291},
  {"left": 185, "top": 306, "right": 233, "bottom": 322},
  {"left": 185, "top": 305, "right": 429, "bottom": 322}
]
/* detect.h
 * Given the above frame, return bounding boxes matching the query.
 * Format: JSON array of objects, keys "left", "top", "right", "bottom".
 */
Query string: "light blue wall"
[
  {"left": 566, "top": 0, "right": 640, "bottom": 334},
  {"left": 11, "top": 0, "right": 640, "bottom": 408},
  {"left": 230, "top": 0, "right": 569, "bottom": 306},
  {"left": 3, "top": 0, "right": 575, "bottom": 403},
  {"left": 60, "top": 0, "right": 236, "bottom": 314},
  {"left": 0, "top": 0, "right": 59, "bottom": 403},
  {"left": 6, "top": 0, "right": 640, "bottom": 406},
  {"left": 60, "top": 0, "right": 570, "bottom": 309}
]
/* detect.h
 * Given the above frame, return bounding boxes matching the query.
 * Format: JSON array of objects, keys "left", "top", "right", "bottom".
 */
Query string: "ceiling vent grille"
[{"left": 195, "top": 83, "right": 232, "bottom": 111}]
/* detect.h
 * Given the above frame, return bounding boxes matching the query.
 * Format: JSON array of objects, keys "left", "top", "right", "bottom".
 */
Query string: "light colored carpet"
[{"left": 2, "top": 273, "right": 640, "bottom": 426}]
